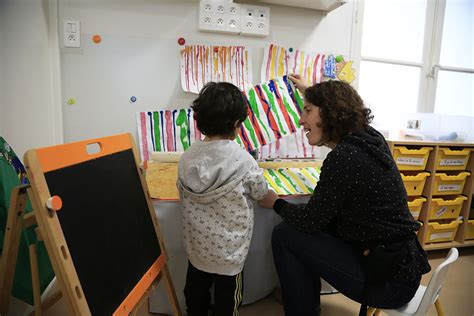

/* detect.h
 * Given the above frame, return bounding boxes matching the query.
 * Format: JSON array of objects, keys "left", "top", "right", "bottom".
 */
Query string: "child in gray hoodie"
[{"left": 177, "top": 82, "right": 274, "bottom": 316}]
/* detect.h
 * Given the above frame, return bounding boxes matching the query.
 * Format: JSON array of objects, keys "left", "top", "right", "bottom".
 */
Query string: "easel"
[{"left": 0, "top": 133, "right": 182, "bottom": 316}]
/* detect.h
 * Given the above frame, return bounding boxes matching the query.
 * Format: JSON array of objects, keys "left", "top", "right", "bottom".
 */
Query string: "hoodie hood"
[
  {"left": 177, "top": 140, "right": 254, "bottom": 203},
  {"left": 343, "top": 126, "right": 393, "bottom": 169}
]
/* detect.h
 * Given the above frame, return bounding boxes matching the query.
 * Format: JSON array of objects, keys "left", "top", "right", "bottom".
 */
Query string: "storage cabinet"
[{"left": 388, "top": 140, "right": 474, "bottom": 251}]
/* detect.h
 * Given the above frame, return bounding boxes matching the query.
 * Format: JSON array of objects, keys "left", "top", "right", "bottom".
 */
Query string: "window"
[
  {"left": 434, "top": 0, "right": 474, "bottom": 116},
  {"left": 355, "top": 0, "right": 474, "bottom": 132}
]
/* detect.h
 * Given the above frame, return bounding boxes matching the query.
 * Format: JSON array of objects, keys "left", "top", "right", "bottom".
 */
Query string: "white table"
[{"left": 148, "top": 197, "right": 336, "bottom": 314}]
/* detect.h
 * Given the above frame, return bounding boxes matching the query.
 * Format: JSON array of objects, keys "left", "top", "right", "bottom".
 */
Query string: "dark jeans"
[
  {"left": 272, "top": 222, "right": 419, "bottom": 316},
  {"left": 184, "top": 261, "right": 244, "bottom": 316}
]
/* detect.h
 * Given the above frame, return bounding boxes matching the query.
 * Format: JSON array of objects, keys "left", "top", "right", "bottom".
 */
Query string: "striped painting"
[
  {"left": 180, "top": 45, "right": 253, "bottom": 94},
  {"left": 137, "top": 76, "right": 303, "bottom": 160},
  {"left": 264, "top": 167, "right": 321, "bottom": 195},
  {"left": 257, "top": 130, "right": 321, "bottom": 159},
  {"left": 261, "top": 44, "right": 356, "bottom": 85},
  {"left": 136, "top": 109, "right": 203, "bottom": 161},
  {"left": 235, "top": 75, "right": 304, "bottom": 151}
]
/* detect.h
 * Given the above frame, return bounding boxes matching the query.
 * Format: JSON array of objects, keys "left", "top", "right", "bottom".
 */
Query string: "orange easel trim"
[
  {"left": 113, "top": 255, "right": 166, "bottom": 316},
  {"left": 36, "top": 134, "right": 133, "bottom": 172}
]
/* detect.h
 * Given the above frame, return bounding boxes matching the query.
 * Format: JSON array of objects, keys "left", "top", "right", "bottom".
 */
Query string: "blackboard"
[{"left": 44, "top": 149, "right": 161, "bottom": 315}]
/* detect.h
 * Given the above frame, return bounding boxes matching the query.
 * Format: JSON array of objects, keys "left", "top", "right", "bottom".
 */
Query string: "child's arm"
[{"left": 243, "top": 164, "right": 270, "bottom": 201}]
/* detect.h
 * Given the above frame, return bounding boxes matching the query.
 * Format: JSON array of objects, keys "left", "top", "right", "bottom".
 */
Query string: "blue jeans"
[{"left": 272, "top": 222, "right": 419, "bottom": 316}]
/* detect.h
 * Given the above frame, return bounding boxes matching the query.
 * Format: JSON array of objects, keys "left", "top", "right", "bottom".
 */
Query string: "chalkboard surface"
[{"left": 44, "top": 148, "right": 161, "bottom": 315}]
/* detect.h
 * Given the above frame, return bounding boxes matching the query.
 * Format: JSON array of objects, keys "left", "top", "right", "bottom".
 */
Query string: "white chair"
[{"left": 367, "top": 247, "right": 459, "bottom": 316}]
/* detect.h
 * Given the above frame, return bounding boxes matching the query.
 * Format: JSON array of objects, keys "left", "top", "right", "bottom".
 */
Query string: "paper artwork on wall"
[
  {"left": 261, "top": 44, "right": 356, "bottom": 85},
  {"left": 257, "top": 130, "right": 321, "bottom": 159},
  {"left": 180, "top": 45, "right": 253, "bottom": 94},
  {"left": 137, "top": 76, "right": 303, "bottom": 161},
  {"left": 136, "top": 109, "right": 203, "bottom": 161},
  {"left": 235, "top": 75, "right": 304, "bottom": 151},
  {"left": 264, "top": 167, "right": 321, "bottom": 196}
]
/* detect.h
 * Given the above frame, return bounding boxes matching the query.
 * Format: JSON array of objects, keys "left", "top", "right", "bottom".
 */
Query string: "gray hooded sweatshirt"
[{"left": 177, "top": 140, "right": 268, "bottom": 275}]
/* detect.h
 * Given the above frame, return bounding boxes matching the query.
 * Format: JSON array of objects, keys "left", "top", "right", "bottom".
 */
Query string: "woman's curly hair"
[{"left": 304, "top": 80, "right": 373, "bottom": 144}]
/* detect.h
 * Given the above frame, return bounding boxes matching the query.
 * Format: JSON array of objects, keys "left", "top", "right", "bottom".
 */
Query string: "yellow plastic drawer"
[
  {"left": 436, "top": 148, "right": 471, "bottom": 171},
  {"left": 401, "top": 172, "right": 430, "bottom": 196},
  {"left": 432, "top": 172, "right": 470, "bottom": 195},
  {"left": 428, "top": 196, "right": 467, "bottom": 220},
  {"left": 425, "top": 220, "right": 462, "bottom": 243},
  {"left": 407, "top": 197, "right": 427, "bottom": 220},
  {"left": 393, "top": 146, "right": 433, "bottom": 171},
  {"left": 466, "top": 220, "right": 474, "bottom": 240}
]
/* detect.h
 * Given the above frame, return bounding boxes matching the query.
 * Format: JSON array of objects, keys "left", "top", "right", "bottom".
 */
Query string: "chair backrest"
[{"left": 415, "top": 248, "right": 459, "bottom": 315}]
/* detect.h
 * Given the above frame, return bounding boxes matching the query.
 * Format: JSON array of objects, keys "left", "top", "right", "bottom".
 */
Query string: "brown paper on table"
[{"left": 146, "top": 161, "right": 179, "bottom": 200}]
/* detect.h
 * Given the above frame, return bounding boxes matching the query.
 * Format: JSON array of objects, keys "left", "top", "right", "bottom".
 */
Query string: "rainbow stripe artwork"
[
  {"left": 261, "top": 44, "right": 356, "bottom": 85},
  {"left": 136, "top": 109, "right": 203, "bottom": 161},
  {"left": 180, "top": 45, "right": 253, "bottom": 94},
  {"left": 235, "top": 75, "right": 304, "bottom": 151},
  {"left": 257, "top": 130, "right": 321, "bottom": 159},
  {"left": 264, "top": 167, "right": 321, "bottom": 195}
]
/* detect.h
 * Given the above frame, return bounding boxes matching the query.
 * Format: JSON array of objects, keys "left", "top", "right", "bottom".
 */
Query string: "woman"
[{"left": 259, "top": 75, "right": 430, "bottom": 316}]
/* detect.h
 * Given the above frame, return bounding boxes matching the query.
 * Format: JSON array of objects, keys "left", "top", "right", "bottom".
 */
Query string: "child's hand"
[
  {"left": 258, "top": 190, "right": 279, "bottom": 209},
  {"left": 288, "top": 74, "right": 308, "bottom": 93}
]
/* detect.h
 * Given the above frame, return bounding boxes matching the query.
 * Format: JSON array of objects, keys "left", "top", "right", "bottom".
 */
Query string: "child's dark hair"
[{"left": 192, "top": 82, "right": 248, "bottom": 137}]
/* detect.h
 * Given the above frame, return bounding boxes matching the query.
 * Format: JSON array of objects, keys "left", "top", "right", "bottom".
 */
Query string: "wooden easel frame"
[
  {"left": 0, "top": 185, "right": 64, "bottom": 316},
  {"left": 0, "top": 184, "right": 30, "bottom": 315},
  {"left": 1, "top": 133, "right": 181, "bottom": 316}
]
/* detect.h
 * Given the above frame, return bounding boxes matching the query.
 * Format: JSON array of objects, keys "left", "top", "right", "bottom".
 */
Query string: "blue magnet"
[{"left": 130, "top": 96, "right": 137, "bottom": 103}]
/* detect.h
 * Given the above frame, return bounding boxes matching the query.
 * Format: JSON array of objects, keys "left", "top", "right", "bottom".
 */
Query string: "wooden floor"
[{"left": 6, "top": 248, "right": 474, "bottom": 316}]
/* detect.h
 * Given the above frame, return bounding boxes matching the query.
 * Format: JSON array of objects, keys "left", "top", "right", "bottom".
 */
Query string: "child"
[{"left": 177, "top": 82, "right": 274, "bottom": 316}]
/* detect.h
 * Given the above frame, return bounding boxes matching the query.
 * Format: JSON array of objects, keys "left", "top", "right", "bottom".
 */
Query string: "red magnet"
[
  {"left": 214, "top": 47, "right": 219, "bottom": 53},
  {"left": 178, "top": 37, "right": 186, "bottom": 45},
  {"left": 46, "top": 195, "right": 63, "bottom": 211},
  {"left": 92, "top": 34, "right": 102, "bottom": 44}
]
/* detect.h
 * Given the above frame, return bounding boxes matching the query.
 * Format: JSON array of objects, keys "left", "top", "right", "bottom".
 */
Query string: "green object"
[
  {"left": 335, "top": 55, "right": 343, "bottom": 63},
  {"left": 0, "top": 137, "right": 54, "bottom": 305}
]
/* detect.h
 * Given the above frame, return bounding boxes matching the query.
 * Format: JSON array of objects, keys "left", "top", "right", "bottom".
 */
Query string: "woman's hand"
[
  {"left": 258, "top": 190, "right": 279, "bottom": 209},
  {"left": 289, "top": 73, "right": 308, "bottom": 93}
]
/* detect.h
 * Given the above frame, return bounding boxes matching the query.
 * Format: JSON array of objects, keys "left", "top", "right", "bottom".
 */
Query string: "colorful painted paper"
[
  {"left": 261, "top": 44, "right": 356, "bottom": 85},
  {"left": 136, "top": 109, "right": 203, "bottom": 161},
  {"left": 180, "top": 45, "right": 253, "bottom": 94},
  {"left": 143, "top": 162, "right": 321, "bottom": 200},
  {"left": 235, "top": 76, "right": 304, "bottom": 151},
  {"left": 264, "top": 167, "right": 321, "bottom": 196},
  {"left": 137, "top": 76, "right": 303, "bottom": 160}
]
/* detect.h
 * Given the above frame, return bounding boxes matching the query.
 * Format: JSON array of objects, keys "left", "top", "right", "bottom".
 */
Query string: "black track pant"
[{"left": 184, "top": 261, "right": 243, "bottom": 316}]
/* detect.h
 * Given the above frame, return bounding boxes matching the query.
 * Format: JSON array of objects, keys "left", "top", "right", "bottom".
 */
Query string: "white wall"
[
  {"left": 1, "top": 0, "right": 63, "bottom": 160},
  {"left": 59, "top": 0, "right": 355, "bottom": 145}
]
